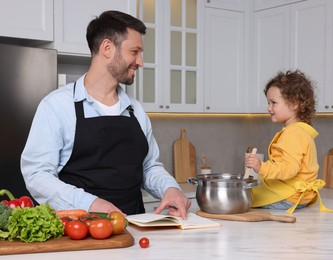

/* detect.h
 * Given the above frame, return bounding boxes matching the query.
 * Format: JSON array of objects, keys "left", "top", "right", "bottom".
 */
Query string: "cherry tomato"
[
  {"left": 107, "top": 211, "right": 126, "bottom": 235},
  {"left": 65, "top": 221, "right": 88, "bottom": 240},
  {"left": 139, "top": 237, "right": 150, "bottom": 248},
  {"left": 89, "top": 219, "right": 113, "bottom": 239}
]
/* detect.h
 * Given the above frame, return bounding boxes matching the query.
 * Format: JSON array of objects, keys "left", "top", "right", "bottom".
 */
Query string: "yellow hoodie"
[{"left": 252, "top": 122, "right": 320, "bottom": 209}]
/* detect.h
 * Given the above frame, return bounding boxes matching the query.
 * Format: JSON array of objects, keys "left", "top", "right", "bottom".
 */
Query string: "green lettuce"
[{"left": 7, "top": 204, "right": 64, "bottom": 242}]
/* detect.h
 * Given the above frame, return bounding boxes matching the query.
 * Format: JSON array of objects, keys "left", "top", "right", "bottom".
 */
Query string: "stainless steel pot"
[{"left": 188, "top": 173, "right": 259, "bottom": 214}]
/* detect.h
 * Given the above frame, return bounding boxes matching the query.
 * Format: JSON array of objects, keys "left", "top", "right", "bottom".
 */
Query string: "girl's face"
[{"left": 266, "top": 86, "right": 299, "bottom": 126}]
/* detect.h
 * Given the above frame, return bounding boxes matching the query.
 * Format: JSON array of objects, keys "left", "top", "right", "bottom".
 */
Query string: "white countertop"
[{"left": 3, "top": 188, "right": 333, "bottom": 260}]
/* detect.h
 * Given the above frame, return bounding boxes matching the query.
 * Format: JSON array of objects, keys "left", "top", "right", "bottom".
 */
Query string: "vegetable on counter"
[
  {"left": 7, "top": 204, "right": 64, "bottom": 242},
  {"left": 139, "top": 237, "right": 150, "bottom": 248},
  {"left": 0, "top": 189, "right": 34, "bottom": 208},
  {"left": 0, "top": 202, "right": 13, "bottom": 239},
  {"left": 56, "top": 209, "right": 127, "bottom": 240},
  {"left": 55, "top": 209, "right": 88, "bottom": 220}
]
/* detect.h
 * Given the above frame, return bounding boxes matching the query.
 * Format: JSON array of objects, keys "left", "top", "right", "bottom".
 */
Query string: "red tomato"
[
  {"left": 139, "top": 237, "right": 150, "bottom": 248},
  {"left": 107, "top": 211, "right": 126, "bottom": 235},
  {"left": 60, "top": 217, "right": 71, "bottom": 235},
  {"left": 65, "top": 221, "right": 88, "bottom": 240},
  {"left": 80, "top": 214, "right": 100, "bottom": 227},
  {"left": 89, "top": 219, "right": 113, "bottom": 239}
]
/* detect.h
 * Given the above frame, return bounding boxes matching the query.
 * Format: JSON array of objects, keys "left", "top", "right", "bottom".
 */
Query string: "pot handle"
[
  {"left": 187, "top": 177, "right": 198, "bottom": 185},
  {"left": 243, "top": 179, "right": 261, "bottom": 189}
]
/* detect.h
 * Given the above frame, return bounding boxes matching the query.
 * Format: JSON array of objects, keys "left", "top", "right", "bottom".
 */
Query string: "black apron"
[{"left": 59, "top": 84, "right": 148, "bottom": 214}]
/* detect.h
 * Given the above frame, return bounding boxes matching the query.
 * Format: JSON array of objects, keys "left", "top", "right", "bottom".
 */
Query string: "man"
[{"left": 21, "top": 11, "right": 190, "bottom": 219}]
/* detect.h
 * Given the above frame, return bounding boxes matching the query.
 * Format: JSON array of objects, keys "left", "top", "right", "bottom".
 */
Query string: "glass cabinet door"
[{"left": 135, "top": 0, "right": 203, "bottom": 112}]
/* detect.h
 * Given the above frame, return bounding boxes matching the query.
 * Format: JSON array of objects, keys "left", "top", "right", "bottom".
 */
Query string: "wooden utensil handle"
[
  {"left": 268, "top": 215, "right": 296, "bottom": 223},
  {"left": 244, "top": 148, "right": 257, "bottom": 179}
]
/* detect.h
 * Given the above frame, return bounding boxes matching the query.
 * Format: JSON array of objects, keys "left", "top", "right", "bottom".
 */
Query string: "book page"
[
  {"left": 179, "top": 213, "right": 220, "bottom": 229},
  {"left": 127, "top": 213, "right": 220, "bottom": 230},
  {"left": 126, "top": 213, "right": 181, "bottom": 227}
]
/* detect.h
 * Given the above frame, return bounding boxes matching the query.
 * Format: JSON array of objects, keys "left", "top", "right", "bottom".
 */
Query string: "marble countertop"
[{"left": 4, "top": 189, "right": 333, "bottom": 260}]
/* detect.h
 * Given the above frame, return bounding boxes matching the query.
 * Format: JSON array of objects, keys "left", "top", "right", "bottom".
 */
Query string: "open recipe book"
[{"left": 126, "top": 212, "right": 221, "bottom": 230}]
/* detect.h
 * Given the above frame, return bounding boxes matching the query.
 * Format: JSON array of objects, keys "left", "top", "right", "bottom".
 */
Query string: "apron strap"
[
  {"left": 127, "top": 106, "right": 135, "bottom": 117},
  {"left": 285, "top": 179, "right": 333, "bottom": 214}
]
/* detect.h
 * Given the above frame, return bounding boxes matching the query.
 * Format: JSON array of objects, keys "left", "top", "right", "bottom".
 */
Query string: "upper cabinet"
[
  {"left": 251, "top": 0, "right": 333, "bottom": 113},
  {"left": 204, "top": 6, "right": 246, "bottom": 112},
  {"left": 0, "top": 0, "right": 53, "bottom": 42},
  {"left": 251, "top": 5, "right": 290, "bottom": 112},
  {"left": 1, "top": 0, "right": 333, "bottom": 113},
  {"left": 134, "top": 0, "right": 204, "bottom": 113},
  {"left": 290, "top": 0, "right": 333, "bottom": 113},
  {"left": 43, "top": 0, "right": 135, "bottom": 56},
  {"left": 254, "top": 0, "right": 305, "bottom": 11},
  {"left": 205, "top": 0, "right": 245, "bottom": 11}
]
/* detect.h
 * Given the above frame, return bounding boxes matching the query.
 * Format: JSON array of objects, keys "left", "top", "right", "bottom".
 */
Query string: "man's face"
[{"left": 107, "top": 29, "right": 144, "bottom": 85}]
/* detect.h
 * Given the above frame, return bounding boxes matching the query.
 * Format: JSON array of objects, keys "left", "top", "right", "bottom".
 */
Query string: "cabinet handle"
[
  {"left": 325, "top": 105, "right": 329, "bottom": 109},
  {"left": 165, "top": 105, "right": 170, "bottom": 109},
  {"left": 206, "top": 106, "right": 210, "bottom": 110},
  {"left": 159, "top": 105, "right": 164, "bottom": 108},
  {"left": 207, "top": 0, "right": 211, "bottom": 3}
]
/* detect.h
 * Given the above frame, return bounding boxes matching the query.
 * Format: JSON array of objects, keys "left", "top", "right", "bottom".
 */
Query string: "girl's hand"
[{"left": 245, "top": 154, "right": 262, "bottom": 173}]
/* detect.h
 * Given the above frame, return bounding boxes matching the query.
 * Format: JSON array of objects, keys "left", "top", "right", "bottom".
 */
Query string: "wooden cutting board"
[
  {"left": 321, "top": 148, "right": 333, "bottom": 188},
  {"left": 196, "top": 210, "right": 296, "bottom": 223},
  {"left": 173, "top": 128, "right": 196, "bottom": 183},
  {"left": 0, "top": 229, "right": 134, "bottom": 255}
]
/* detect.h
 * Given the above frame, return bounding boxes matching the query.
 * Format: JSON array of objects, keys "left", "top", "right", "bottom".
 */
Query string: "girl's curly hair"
[{"left": 264, "top": 70, "right": 316, "bottom": 125}]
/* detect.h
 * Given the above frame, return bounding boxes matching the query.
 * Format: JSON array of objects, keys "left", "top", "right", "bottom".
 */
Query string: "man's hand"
[
  {"left": 153, "top": 187, "right": 191, "bottom": 220},
  {"left": 89, "top": 197, "right": 126, "bottom": 216}
]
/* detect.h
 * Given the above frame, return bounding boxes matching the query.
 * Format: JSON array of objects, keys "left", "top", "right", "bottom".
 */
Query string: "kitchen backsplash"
[{"left": 149, "top": 114, "right": 333, "bottom": 179}]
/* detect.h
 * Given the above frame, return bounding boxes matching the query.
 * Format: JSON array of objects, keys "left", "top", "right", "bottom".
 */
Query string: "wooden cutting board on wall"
[
  {"left": 322, "top": 148, "right": 333, "bottom": 188},
  {"left": 173, "top": 128, "right": 197, "bottom": 183}
]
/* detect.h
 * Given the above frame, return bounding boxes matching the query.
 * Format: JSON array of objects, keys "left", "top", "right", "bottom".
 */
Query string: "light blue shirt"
[{"left": 21, "top": 75, "right": 180, "bottom": 211}]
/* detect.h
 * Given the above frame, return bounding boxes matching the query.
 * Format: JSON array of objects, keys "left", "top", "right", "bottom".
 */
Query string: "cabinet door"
[
  {"left": 205, "top": 0, "right": 245, "bottom": 11},
  {"left": 135, "top": 0, "right": 204, "bottom": 113},
  {"left": 254, "top": 0, "right": 303, "bottom": 11},
  {"left": 290, "top": 0, "right": 333, "bottom": 112},
  {"left": 0, "top": 0, "right": 53, "bottom": 41},
  {"left": 204, "top": 8, "right": 244, "bottom": 112},
  {"left": 52, "top": 0, "right": 135, "bottom": 56},
  {"left": 251, "top": 5, "right": 290, "bottom": 112}
]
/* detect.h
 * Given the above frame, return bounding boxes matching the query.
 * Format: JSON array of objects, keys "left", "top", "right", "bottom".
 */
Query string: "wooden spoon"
[{"left": 244, "top": 148, "right": 257, "bottom": 179}]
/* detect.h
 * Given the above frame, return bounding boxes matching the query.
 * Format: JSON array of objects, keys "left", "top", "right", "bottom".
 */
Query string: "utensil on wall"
[
  {"left": 244, "top": 148, "right": 257, "bottom": 179},
  {"left": 173, "top": 128, "right": 196, "bottom": 183},
  {"left": 200, "top": 153, "right": 211, "bottom": 174},
  {"left": 322, "top": 148, "right": 333, "bottom": 188}
]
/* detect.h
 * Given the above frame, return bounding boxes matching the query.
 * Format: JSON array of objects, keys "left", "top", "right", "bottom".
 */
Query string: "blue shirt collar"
[{"left": 74, "top": 74, "right": 132, "bottom": 114}]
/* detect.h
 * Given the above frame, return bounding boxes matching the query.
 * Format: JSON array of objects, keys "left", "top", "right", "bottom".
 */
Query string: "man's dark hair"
[{"left": 86, "top": 10, "right": 146, "bottom": 55}]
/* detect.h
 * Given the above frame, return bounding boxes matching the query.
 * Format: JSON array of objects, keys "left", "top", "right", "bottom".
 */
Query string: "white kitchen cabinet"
[
  {"left": 204, "top": 0, "right": 245, "bottom": 11},
  {"left": 290, "top": 0, "right": 333, "bottom": 113},
  {"left": 204, "top": 7, "right": 245, "bottom": 112},
  {"left": 0, "top": 0, "right": 53, "bottom": 42},
  {"left": 254, "top": 0, "right": 305, "bottom": 11},
  {"left": 134, "top": 0, "right": 204, "bottom": 113},
  {"left": 251, "top": 0, "right": 333, "bottom": 113},
  {"left": 43, "top": 0, "right": 135, "bottom": 56},
  {"left": 251, "top": 5, "right": 290, "bottom": 112}
]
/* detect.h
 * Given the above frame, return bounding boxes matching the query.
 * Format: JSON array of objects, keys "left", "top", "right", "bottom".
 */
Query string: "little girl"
[{"left": 245, "top": 70, "right": 330, "bottom": 213}]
